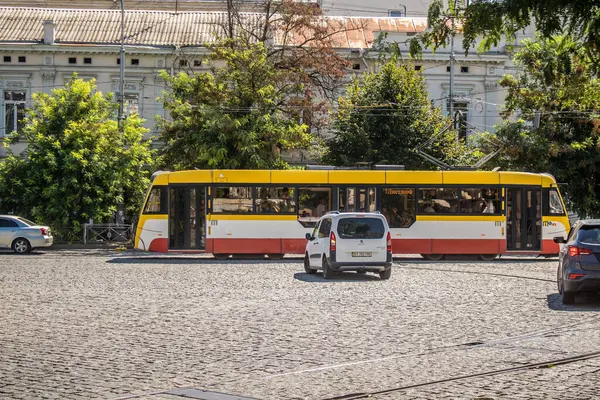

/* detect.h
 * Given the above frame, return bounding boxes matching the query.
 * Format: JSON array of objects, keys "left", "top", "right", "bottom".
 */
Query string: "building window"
[
  {"left": 381, "top": 188, "right": 416, "bottom": 228},
  {"left": 123, "top": 93, "right": 139, "bottom": 116},
  {"left": 193, "top": 59, "right": 202, "bottom": 67},
  {"left": 131, "top": 59, "right": 139, "bottom": 66},
  {"left": 212, "top": 187, "right": 253, "bottom": 213},
  {"left": 3, "top": 56, "right": 11, "bottom": 63},
  {"left": 446, "top": 66, "right": 451, "bottom": 72},
  {"left": 179, "top": 59, "right": 188, "bottom": 67},
  {"left": 68, "top": 57, "right": 77, "bottom": 64},
  {"left": 256, "top": 187, "right": 296, "bottom": 213},
  {"left": 84, "top": 57, "right": 92, "bottom": 64},
  {"left": 117, "top": 58, "right": 121, "bottom": 65},
  {"left": 3, "top": 91, "right": 27, "bottom": 136},
  {"left": 415, "top": 65, "right": 422, "bottom": 71},
  {"left": 447, "top": 100, "right": 469, "bottom": 141},
  {"left": 352, "top": 63, "right": 361, "bottom": 70},
  {"left": 18, "top": 56, "right": 26, "bottom": 63},
  {"left": 460, "top": 66, "right": 469, "bottom": 73}
]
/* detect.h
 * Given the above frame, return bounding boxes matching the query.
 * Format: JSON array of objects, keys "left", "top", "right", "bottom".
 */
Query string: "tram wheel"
[
  {"left": 268, "top": 253, "right": 285, "bottom": 260},
  {"left": 478, "top": 254, "right": 498, "bottom": 261},
  {"left": 213, "top": 254, "right": 230, "bottom": 260},
  {"left": 421, "top": 254, "right": 444, "bottom": 261}
]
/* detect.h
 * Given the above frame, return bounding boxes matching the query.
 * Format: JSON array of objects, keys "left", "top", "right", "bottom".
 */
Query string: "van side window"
[{"left": 318, "top": 218, "right": 332, "bottom": 238}]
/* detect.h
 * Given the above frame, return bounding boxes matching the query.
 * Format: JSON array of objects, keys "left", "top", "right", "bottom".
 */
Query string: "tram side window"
[
  {"left": 419, "top": 188, "right": 459, "bottom": 213},
  {"left": 213, "top": 187, "right": 253, "bottom": 213},
  {"left": 256, "top": 187, "right": 296, "bottom": 213},
  {"left": 460, "top": 188, "right": 500, "bottom": 214},
  {"left": 144, "top": 187, "right": 164, "bottom": 214},
  {"left": 298, "top": 187, "right": 331, "bottom": 224},
  {"left": 548, "top": 189, "right": 565, "bottom": 215},
  {"left": 381, "top": 188, "right": 415, "bottom": 228}
]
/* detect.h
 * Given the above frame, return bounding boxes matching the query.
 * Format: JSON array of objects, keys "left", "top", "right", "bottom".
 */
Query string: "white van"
[{"left": 304, "top": 212, "right": 393, "bottom": 280}]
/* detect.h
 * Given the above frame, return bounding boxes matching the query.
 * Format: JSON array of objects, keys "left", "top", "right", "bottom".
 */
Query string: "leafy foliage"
[
  {"left": 322, "top": 58, "right": 482, "bottom": 169},
  {"left": 0, "top": 76, "right": 154, "bottom": 241},
  {"left": 480, "top": 36, "right": 600, "bottom": 216},
  {"left": 158, "top": 41, "right": 312, "bottom": 170},
  {"left": 412, "top": 0, "right": 600, "bottom": 73}
]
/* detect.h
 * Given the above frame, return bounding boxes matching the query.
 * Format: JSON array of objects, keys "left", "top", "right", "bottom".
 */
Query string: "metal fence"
[{"left": 83, "top": 223, "right": 133, "bottom": 244}]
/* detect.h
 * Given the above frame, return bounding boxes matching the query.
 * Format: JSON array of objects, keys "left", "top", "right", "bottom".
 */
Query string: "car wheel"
[
  {"left": 557, "top": 265, "right": 563, "bottom": 294},
  {"left": 478, "top": 254, "right": 497, "bottom": 261},
  {"left": 12, "top": 238, "right": 32, "bottom": 254},
  {"left": 304, "top": 254, "right": 316, "bottom": 274},
  {"left": 422, "top": 254, "right": 444, "bottom": 261},
  {"left": 379, "top": 268, "right": 392, "bottom": 280},
  {"left": 322, "top": 257, "right": 335, "bottom": 279},
  {"left": 561, "top": 290, "right": 576, "bottom": 305}
]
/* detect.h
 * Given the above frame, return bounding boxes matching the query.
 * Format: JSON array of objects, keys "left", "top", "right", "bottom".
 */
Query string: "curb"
[{"left": 49, "top": 243, "right": 133, "bottom": 250}]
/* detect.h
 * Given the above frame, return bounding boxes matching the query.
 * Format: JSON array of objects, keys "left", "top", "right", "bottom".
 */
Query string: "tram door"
[
  {"left": 338, "top": 187, "right": 376, "bottom": 212},
  {"left": 506, "top": 188, "right": 541, "bottom": 251},
  {"left": 169, "top": 186, "right": 206, "bottom": 250}
]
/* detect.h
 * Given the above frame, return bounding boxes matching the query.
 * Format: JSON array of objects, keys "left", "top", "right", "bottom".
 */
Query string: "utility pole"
[
  {"left": 449, "top": 0, "right": 456, "bottom": 136},
  {"left": 119, "top": 0, "right": 125, "bottom": 132}
]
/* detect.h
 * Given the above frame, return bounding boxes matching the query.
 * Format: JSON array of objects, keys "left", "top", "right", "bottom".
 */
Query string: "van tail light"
[
  {"left": 387, "top": 231, "right": 392, "bottom": 253},
  {"left": 40, "top": 227, "right": 48, "bottom": 236},
  {"left": 569, "top": 246, "right": 593, "bottom": 257},
  {"left": 330, "top": 231, "right": 336, "bottom": 252}
]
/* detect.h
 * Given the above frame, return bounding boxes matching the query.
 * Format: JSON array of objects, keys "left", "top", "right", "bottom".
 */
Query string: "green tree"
[
  {"left": 480, "top": 36, "right": 600, "bottom": 216},
  {"left": 0, "top": 76, "right": 154, "bottom": 241},
  {"left": 322, "top": 58, "right": 482, "bottom": 169},
  {"left": 412, "top": 0, "right": 600, "bottom": 73},
  {"left": 158, "top": 41, "right": 312, "bottom": 170}
]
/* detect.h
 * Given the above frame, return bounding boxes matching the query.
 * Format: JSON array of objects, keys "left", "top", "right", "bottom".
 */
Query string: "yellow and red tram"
[{"left": 134, "top": 169, "right": 570, "bottom": 259}]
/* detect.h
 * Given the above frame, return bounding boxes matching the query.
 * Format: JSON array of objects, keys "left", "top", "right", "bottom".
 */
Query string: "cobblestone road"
[{"left": 1, "top": 251, "right": 599, "bottom": 400}]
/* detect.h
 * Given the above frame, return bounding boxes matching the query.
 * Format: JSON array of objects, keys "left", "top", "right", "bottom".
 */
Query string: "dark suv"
[{"left": 554, "top": 220, "right": 600, "bottom": 304}]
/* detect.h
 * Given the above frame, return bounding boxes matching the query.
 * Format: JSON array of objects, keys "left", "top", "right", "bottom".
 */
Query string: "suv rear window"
[
  {"left": 337, "top": 217, "right": 385, "bottom": 239},
  {"left": 578, "top": 226, "right": 600, "bottom": 244}
]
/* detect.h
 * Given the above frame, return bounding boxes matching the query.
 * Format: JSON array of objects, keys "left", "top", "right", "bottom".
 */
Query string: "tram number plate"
[{"left": 352, "top": 252, "right": 372, "bottom": 257}]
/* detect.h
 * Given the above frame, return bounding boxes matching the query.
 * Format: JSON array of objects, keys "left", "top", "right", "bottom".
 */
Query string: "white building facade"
[{"left": 0, "top": 6, "right": 517, "bottom": 160}]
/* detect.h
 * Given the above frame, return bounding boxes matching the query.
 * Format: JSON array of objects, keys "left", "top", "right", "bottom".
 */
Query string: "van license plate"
[{"left": 352, "top": 252, "right": 372, "bottom": 257}]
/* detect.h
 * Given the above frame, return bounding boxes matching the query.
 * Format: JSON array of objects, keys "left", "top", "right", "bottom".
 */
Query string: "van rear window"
[{"left": 337, "top": 218, "right": 385, "bottom": 239}]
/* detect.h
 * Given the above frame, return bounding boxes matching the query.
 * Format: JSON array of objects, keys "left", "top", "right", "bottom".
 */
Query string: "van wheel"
[
  {"left": 479, "top": 254, "right": 497, "bottom": 261},
  {"left": 304, "top": 254, "right": 316, "bottom": 274},
  {"left": 379, "top": 268, "right": 392, "bottom": 280},
  {"left": 322, "top": 257, "right": 335, "bottom": 279},
  {"left": 422, "top": 254, "right": 444, "bottom": 261},
  {"left": 12, "top": 238, "right": 32, "bottom": 254}
]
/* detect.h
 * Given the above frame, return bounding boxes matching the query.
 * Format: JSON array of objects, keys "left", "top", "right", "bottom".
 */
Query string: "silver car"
[{"left": 0, "top": 215, "right": 53, "bottom": 253}]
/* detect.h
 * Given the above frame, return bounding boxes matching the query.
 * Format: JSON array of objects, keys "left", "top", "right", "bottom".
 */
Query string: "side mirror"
[
  {"left": 305, "top": 233, "right": 312, "bottom": 240},
  {"left": 553, "top": 236, "right": 566, "bottom": 244}
]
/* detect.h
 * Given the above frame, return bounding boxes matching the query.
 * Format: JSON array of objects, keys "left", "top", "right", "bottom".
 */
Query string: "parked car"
[
  {"left": 554, "top": 219, "right": 600, "bottom": 304},
  {"left": 0, "top": 215, "right": 53, "bottom": 254},
  {"left": 304, "top": 211, "right": 393, "bottom": 280}
]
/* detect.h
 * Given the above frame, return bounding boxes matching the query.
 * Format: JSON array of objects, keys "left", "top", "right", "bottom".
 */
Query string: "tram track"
[{"left": 319, "top": 350, "right": 600, "bottom": 400}]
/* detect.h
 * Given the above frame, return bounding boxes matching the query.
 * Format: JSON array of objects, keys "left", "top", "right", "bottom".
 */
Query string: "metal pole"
[
  {"left": 119, "top": 0, "right": 125, "bottom": 132},
  {"left": 449, "top": 15, "right": 455, "bottom": 135}
]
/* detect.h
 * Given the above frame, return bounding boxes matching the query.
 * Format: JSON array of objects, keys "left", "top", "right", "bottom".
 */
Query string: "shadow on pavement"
[
  {"left": 547, "top": 293, "right": 600, "bottom": 311},
  {"left": 106, "top": 257, "right": 302, "bottom": 265},
  {"left": 294, "top": 271, "right": 382, "bottom": 283}
]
